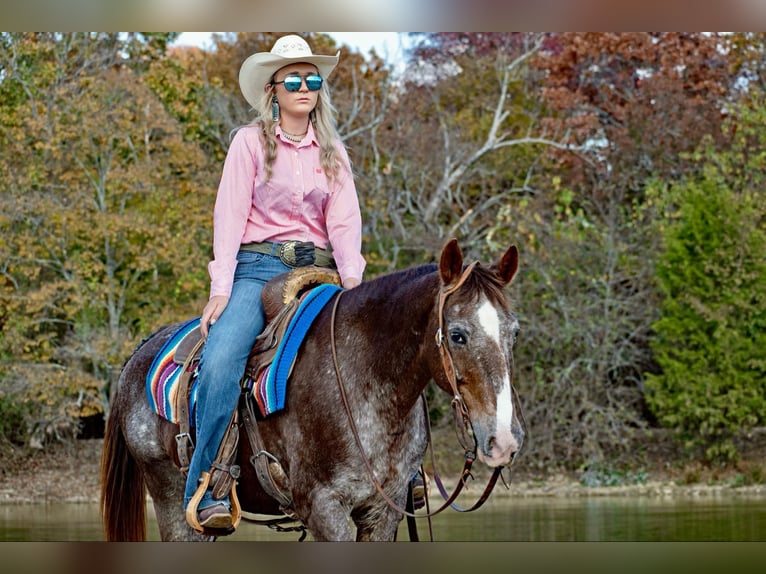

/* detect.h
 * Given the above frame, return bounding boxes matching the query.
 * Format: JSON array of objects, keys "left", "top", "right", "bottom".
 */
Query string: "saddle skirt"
[{"left": 145, "top": 278, "right": 341, "bottom": 425}]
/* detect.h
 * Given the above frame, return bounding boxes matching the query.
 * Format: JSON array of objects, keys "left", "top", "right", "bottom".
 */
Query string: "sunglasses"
[{"left": 273, "top": 74, "right": 323, "bottom": 92}]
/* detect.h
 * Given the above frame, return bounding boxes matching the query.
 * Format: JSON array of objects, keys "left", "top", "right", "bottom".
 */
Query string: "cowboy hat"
[{"left": 239, "top": 35, "right": 340, "bottom": 109}]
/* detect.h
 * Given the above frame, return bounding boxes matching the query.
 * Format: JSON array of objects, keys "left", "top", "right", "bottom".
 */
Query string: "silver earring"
[{"left": 271, "top": 95, "right": 279, "bottom": 122}]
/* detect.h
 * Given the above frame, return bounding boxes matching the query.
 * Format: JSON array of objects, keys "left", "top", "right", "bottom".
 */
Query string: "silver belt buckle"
[{"left": 279, "top": 241, "right": 299, "bottom": 267}]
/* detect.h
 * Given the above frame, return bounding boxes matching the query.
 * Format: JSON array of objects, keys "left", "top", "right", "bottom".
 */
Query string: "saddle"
[
  {"left": 244, "top": 265, "right": 341, "bottom": 383},
  {"left": 173, "top": 265, "right": 341, "bottom": 535}
]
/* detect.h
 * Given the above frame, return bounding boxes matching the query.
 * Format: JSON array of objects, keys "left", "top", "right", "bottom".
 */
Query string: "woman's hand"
[
  {"left": 342, "top": 277, "right": 361, "bottom": 289},
  {"left": 201, "top": 295, "right": 229, "bottom": 338}
]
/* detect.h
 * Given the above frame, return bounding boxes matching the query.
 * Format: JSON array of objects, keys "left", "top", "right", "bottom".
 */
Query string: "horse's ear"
[
  {"left": 439, "top": 238, "right": 464, "bottom": 286},
  {"left": 493, "top": 244, "right": 519, "bottom": 286}
]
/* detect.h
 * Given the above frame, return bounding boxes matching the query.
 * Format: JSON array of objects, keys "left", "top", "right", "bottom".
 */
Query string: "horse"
[{"left": 100, "top": 238, "right": 524, "bottom": 541}]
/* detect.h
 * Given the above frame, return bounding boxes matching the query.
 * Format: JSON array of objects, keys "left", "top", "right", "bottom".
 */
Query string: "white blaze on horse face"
[
  {"left": 476, "top": 299, "right": 516, "bottom": 464},
  {"left": 496, "top": 375, "right": 514, "bottom": 439},
  {"left": 477, "top": 299, "right": 501, "bottom": 345}
]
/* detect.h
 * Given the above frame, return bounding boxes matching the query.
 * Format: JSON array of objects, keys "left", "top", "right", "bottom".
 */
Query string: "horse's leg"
[
  {"left": 298, "top": 489, "right": 355, "bottom": 541},
  {"left": 121, "top": 360, "right": 210, "bottom": 539},
  {"left": 354, "top": 397, "right": 428, "bottom": 542},
  {"left": 354, "top": 507, "right": 403, "bottom": 541},
  {"left": 142, "top": 458, "right": 212, "bottom": 541}
]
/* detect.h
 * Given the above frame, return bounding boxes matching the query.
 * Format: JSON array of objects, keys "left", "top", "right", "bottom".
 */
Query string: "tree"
[
  {"left": 363, "top": 32, "right": 573, "bottom": 271},
  {"left": 645, "top": 177, "right": 766, "bottom": 461},
  {"left": 488, "top": 33, "right": 739, "bottom": 472},
  {"left": 0, "top": 31, "right": 391, "bottom": 445},
  {"left": 0, "top": 33, "right": 213, "bottom": 443},
  {"left": 644, "top": 99, "right": 766, "bottom": 462}
]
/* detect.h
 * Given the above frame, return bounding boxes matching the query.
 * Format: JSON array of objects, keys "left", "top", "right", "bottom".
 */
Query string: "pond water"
[{"left": 2, "top": 494, "right": 766, "bottom": 541}]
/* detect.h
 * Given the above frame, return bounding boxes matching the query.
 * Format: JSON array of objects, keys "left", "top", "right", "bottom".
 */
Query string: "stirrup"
[{"left": 185, "top": 471, "right": 242, "bottom": 534}]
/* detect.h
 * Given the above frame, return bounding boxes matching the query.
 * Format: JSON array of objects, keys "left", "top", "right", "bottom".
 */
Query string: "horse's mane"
[{"left": 361, "top": 261, "right": 510, "bottom": 310}]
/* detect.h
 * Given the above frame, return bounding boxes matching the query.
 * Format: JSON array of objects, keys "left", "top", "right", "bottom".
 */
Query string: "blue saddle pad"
[{"left": 245, "top": 283, "right": 341, "bottom": 416}]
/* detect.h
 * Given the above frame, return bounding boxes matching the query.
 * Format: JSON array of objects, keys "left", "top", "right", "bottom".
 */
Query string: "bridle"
[
  {"left": 329, "top": 262, "right": 506, "bottom": 522},
  {"left": 435, "top": 261, "right": 477, "bottom": 450}
]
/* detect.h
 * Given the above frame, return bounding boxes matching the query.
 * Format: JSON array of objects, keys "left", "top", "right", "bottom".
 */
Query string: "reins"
[
  {"left": 329, "top": 262, "right": 504, "bottom": 522},
  {"left": 420, "top": 391, "right": 504, "bottom": 513}
]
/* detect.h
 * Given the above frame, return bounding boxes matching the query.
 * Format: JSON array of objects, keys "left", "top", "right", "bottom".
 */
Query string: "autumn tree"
[
  {"left": 0, "top": 31, "right": 392, "bottom": 446},
  {"left": 2, "top": 30, "right": 762, "bottom": 475},
  {"left": 0, "top": 33, "right": 213, "bottom": 444},
  {"left": 361, "top": 32, "right": 573, "bottom": 271},
  {"left": 492, "top": 33, "right": 740, "bottom": 472}
]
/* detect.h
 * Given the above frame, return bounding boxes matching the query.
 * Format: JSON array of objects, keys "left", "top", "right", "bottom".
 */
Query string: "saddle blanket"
[
  {"left": 146, "top": 317, "right": 201, "bottom": 425},
  {"left": 244, "top": 283, "right": 341, "bottom": 417},
  {"left": 146, "top": 283, "right": 341, "bottom": 425}
]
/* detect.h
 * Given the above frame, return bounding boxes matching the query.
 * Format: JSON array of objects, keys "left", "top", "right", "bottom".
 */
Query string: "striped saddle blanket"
[
  {"left": 145, "top": 283, "right": 341, "bottom": 424},
  {"left": 145, "top": 317, "right": 201, "bottom": 425}
]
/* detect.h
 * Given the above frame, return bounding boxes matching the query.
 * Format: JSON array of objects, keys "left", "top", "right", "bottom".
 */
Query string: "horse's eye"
[
  {"left": 510, "top": 317, "right": 520, "bottom": 345},
  {"left": 449, "top": 330, "right": 467, "bottom": 345}
]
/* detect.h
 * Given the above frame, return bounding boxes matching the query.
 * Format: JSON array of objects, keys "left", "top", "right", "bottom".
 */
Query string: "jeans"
[{"left": 184, "top": 249, "right": 291, "bottom": 510}]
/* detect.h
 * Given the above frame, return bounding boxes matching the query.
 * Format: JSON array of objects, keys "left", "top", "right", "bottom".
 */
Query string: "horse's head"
[{"left": 433, "top": 238, "right": 524, "bottom": 468}]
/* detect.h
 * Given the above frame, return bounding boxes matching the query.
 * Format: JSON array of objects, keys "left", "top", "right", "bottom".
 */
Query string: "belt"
[{"left": 240, "top": 241, "right": 336, "bottom": 269}]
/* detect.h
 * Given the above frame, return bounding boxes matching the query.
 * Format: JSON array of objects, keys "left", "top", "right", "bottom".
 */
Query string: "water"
[
  {"left": 423, "top": 495, "right": 766, "bottom": 541},
  {"left": 2, "top": 494, "right": 766, "bottom": 541}
]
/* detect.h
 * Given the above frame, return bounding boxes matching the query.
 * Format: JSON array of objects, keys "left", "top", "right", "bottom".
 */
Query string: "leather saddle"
[{"left": 173, "top": 265, "right": 341, "bottom": 369}]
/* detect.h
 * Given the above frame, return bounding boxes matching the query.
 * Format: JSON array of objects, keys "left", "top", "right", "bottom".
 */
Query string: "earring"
[{"left": 271, "top": 95, "right": 279, "bottom": 122}]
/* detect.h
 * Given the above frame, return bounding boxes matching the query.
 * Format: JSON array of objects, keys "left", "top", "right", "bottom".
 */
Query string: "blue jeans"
[{"left": 184, "top": 249, "right": 291, "bottom": 510}]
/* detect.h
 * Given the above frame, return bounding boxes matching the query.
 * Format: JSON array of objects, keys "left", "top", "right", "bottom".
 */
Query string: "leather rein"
[{"left": 329, "top": 262, "right": 504, "bottom": 520}]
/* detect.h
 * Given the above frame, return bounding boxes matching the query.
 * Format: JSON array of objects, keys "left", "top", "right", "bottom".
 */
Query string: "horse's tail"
[{"left": 100, "top": 396, "right": 147, "bottom": 541}]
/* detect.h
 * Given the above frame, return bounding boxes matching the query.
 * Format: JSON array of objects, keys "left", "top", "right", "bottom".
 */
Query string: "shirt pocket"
[{"left": 311, "top": 166, "right": 332, "bottom": 194}]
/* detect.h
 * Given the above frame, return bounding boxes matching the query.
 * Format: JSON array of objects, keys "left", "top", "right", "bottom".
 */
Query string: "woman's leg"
[{"left": 184, "top": 252, "right": 290, "bottom": 512}]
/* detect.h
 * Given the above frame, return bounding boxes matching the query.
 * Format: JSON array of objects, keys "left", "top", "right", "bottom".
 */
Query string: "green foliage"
[
  {"left": 0, "top": 393, "right": 32, "bottom": 446},
  {"left": 490, "top": 182, "right": 653, "bottom": 472},
  {"left": 579, "top": 464, "right": 649, "bottom": 487},
  {"left": 3, "top": 30, "right": 766, "bottom": 474},
  {"left": 645, "top": 175, "right": 766, "bottom": 462}
]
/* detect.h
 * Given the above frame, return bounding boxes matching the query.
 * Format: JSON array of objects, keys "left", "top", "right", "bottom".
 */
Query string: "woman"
[{"left": 185, "top": 34, "right": 366, "bottom": 531}]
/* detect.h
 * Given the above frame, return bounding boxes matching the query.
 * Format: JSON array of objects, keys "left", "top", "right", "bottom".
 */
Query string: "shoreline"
[{"left": 2, "top": 438, "right": 766, "bottom": 505}]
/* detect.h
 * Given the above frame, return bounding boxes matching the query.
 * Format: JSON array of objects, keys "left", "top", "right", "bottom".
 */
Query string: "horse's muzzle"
[{"left": 478, "top": 433, "right": 520, "bottom": 467}]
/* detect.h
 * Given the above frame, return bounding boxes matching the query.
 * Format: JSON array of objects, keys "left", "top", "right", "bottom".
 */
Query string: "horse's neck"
[{"left": 349, "top": 270, "right": 439, "bottom": 408}]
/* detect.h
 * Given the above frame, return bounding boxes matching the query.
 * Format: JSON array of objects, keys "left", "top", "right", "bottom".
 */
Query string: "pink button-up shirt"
[{"left": 207, "top": 124, "right": 366, "bottom": 298}]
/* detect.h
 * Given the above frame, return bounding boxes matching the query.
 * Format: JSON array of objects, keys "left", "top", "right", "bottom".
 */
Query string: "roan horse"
[{"left": 100, "top": 239, "right": 524, "bottom": 541}]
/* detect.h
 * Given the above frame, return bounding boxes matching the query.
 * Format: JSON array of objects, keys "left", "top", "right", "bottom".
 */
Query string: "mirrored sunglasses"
[{"left": 274, "top": 74, "right": 323, "bottom": 92}]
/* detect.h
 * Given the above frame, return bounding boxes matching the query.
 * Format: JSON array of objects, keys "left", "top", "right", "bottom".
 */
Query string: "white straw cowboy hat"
[{"left": 239, "top": 35, "right": 340, "bottom": 109}]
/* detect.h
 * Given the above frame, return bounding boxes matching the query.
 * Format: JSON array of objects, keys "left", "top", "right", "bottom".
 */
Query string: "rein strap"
[{"left": 329, "top": 262, "right": 501, "bottom": 521}]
